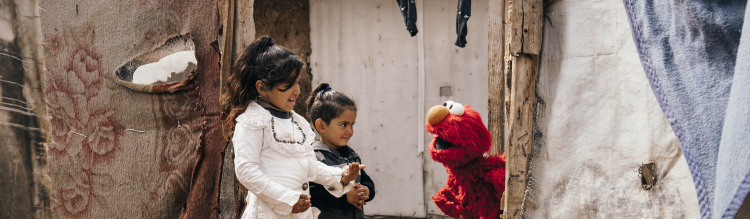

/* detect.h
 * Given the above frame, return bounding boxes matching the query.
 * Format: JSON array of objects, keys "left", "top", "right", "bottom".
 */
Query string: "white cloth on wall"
[{"left": 525, "top": 0, "right": 700, "bottom": 218}]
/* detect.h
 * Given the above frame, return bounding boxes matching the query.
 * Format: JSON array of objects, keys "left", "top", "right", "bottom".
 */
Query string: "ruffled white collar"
[{"left": 236, "top": 102, "right": 315, "bottom": 157}]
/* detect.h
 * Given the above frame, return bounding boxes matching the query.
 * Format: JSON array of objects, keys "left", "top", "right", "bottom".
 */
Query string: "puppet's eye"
[
  {"left": 449, "top": 102, "right": 464, "bottom": 116},
  {"left": 443, "top": 101, "right": 456, "bottom": 109}
]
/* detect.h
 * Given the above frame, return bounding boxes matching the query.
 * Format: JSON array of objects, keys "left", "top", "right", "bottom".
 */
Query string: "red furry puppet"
[{"left": 425, "top": 101, "right": 506, "bottom": 219}]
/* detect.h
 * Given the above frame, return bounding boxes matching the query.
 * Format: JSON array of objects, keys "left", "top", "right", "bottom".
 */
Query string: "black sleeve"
[
  {"left": 455, "top": 0, "right": 471, "bottom": 47},
  {"left": 359, "top": 169, "right": 376, "bottom": 202},
  {"left": 396, "top": 0, "right": 418, "bottom": 36},
  {"left": 309, "top": 182, "right": 351, "bottom": 209}
]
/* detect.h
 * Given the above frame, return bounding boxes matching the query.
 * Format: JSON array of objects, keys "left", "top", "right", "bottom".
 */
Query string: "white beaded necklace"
[{"left": 270, "top": 116, "right": 307, "bottom": 145}]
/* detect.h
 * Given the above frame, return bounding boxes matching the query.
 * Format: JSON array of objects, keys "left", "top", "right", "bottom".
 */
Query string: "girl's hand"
[
  {"left": 357, "top": 184, "right": 370, "bottom": 201},
  {"left": 346, "top": 184, "right": 364, "bottom": 209},
  {"left": 291, "top": 194, "right": 311, "bottom": 213},
  {"left": 341, "top": 163, "right": 366, "bottom": 184}
]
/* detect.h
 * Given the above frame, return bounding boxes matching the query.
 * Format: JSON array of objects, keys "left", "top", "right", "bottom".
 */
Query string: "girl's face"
[
  {"left": 316, "top": 109, "right": 357, "bottom": 149},
  {"left": 257, "top": 72, "right": 302, "bottom": 112}
]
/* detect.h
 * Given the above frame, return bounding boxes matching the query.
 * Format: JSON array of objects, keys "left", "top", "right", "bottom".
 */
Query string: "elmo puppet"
[{"left": 425, "top": 101, "right": 506, "bottom": 219}]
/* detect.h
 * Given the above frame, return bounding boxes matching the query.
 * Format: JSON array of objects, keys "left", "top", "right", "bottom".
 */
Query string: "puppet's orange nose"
[{"left": 427, "top": 105, "right": 450, "bottom": 126}]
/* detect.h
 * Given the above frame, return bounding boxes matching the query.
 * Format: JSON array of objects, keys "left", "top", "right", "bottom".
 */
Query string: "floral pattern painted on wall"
[
  {"left": 149, "top": 92, "right": 200, "bottom": 205},
  {"left": 45, "top": 43, "right": 123, "bottom": 217}
]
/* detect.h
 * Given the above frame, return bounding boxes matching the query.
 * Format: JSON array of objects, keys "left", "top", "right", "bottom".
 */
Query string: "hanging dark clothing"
[
  {"left": 455, "top": 0, "right": 471, "bottom": 47},
  {"left": 310, "top": 141, "right": 376, "bottom": 219},
  {"left": 397, "top": 0, "right": 418, "bottom": 37}
]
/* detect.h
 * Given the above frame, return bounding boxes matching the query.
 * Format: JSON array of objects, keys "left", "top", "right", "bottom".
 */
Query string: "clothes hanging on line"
[
  {"left": 397, "top": 0, "right": 418, "bottom": 37},
  {"left": 455, "top": 0, "right": 471, "bottom": 47},
  {"left": 396, "top": 0, "right": 472, "bottom": 47}
]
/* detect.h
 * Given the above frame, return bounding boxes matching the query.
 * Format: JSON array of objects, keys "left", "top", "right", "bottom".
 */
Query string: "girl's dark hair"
[
  {"left": 222, "top": 36, "right": 304, "bottom": 140},
  {"left": 306, "top": 83, "right": 357, "bottom": 128}
]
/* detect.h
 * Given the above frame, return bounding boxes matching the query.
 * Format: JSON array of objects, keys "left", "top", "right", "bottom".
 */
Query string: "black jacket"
[
  {"left": 455, "top": 0, "right": 471, "bottom": 47},
  {"left": 310, "top": 141, "right": 375, "bottom": 219},
  {"left": 396, "top": 0, "right": 418, "bottom": 36}
]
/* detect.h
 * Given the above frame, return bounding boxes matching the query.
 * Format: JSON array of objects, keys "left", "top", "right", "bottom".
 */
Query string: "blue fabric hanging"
[
  {"left": 622, "top": 0, "right": 749, "bottom": 218},
  {"left": 715, "top": 4, "right": 750, "bottom": 218}
]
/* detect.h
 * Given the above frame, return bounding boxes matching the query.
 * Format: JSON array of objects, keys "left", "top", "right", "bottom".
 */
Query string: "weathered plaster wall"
[
  {"left": 310, "top": 0, "right": 489, "bottom": 217},
  {"left": 526, "top": 0, "right": 700, "bottom": 218},
  {"left": 311, "top": 0, "right": 424, "bottom": 216}
]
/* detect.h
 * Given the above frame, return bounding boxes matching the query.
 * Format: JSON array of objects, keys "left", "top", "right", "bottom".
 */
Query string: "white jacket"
[{"left": 233, "top": 102, "right": 353, "bottom": 219}]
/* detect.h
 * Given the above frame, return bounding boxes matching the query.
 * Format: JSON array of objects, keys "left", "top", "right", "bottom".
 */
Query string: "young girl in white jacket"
[{"left": 222, "top": 36, "right": 364, "bottom": 219}]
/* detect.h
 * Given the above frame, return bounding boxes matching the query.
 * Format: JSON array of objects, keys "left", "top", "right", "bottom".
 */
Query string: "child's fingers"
[
  {"left": 352, "top": 165, "right": 360, "bottom": 174},
  {"left": 292, "top": 195, "right": 312, "bottom": 213},
  {"left": 300, "top": 202, "right": 311, "bottom": 209},
  {"left": 343, "top": 163, "right": 360, "bottom": 182},
  {"left": 349, "top": 163, "right": 365, "bottom": 170},
  {"left": 349, "top": 199, "right": 362, "bottom": 209},
  {"left": 358, "top": 191, "right": 368, "bottom": 199},
  {"left": 350, "top": 164, "right": 360, "bottom": 174}
]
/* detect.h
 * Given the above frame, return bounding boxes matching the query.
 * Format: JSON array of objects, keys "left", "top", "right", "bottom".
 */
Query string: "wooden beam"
[
  {"left": 219, "top": 0, "right": 235, "bottom": 96},
  {"left": 217, "top": 0, "right": 254, "bottom": 217},
  {"left": 217, "top": 0, "right": 241, "bottom": 218},
  {"left": 488, "top": 0, "right": 506, "bottom": 156},
  {"left": 521, "top": 0, "right": 543, "bottom": 55},
  {"left": 234, "top": 0, "right": 255, "bottom": 215},
  {"left": 234, "top": 0, "right": 257, "bottom": 60},
  {"left": 509, "top": 0, "right": 543, "bottom": 56},
  {"left": 509, "top": 0, "right": 523, "bottom": 56},
  {"left": 504, "top": 0, "right": 543, "bottom": 217},
  {"left": 503, "top": 54, "right": 538, "bottom": 219}
]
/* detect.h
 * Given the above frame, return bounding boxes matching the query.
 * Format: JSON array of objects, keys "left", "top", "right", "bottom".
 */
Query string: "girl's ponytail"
[
  {"left": 306, "top": 82, "right": 330, "bottom": 120},
  {"left": 306, "top": 83, "right": 356, "bottom": 131},
  {"left": 236, "top": 37, "right": 275, "bottom": 71},
  {"left": 224, "top": 37, "right": 274, "bottom": 107}
]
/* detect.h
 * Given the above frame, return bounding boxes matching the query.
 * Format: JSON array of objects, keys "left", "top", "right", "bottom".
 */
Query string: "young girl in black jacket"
[{"left": 306, "top": 83, "right": 375, "bottom": 219}]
